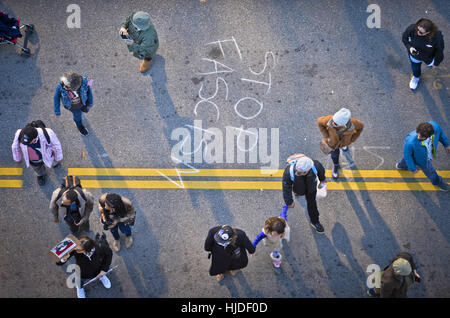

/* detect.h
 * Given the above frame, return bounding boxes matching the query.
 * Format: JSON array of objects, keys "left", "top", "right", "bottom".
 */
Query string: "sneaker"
[
  {"left": 395, "top": 162, "right": 401, "bottom": 170},
  {"left": 76, "top": 287, "right": 86, "bottom": 298},
  {"left": 332, "top": 165, "right": 339, "bottom": 180},
  {"left": 37, "top": 175, "right": 46, "bottom": 186},
  {"left": 99, "top": 275, "right": 111, "bottom": 289},
  {"left": 77, "top": 125, "right": 89, "bottom": 136},
  {"left": 409, "top": 76, "right": 420, "bottom": 90},
  {"left": 367, "top": 288, "right": 379, "bottom": 297},
  {"left": 311, "top": 222, "right": 325, "bottom": 234},
  {"left": 439, "top": 183, "right": 449, "bottom": 192},
  {"left": 125, "top": 235, "right": 133, "bottom": 249},
  {"left": 112, "top": 239, "right": 121, "bottom": 252}
]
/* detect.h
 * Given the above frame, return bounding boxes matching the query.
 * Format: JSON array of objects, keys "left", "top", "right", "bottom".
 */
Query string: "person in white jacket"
[{"left": 12, "top": 122, "right": 63, "bottom": 185}]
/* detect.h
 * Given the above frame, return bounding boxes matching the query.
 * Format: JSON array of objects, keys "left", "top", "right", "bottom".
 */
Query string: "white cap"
[
  {"left": 295, "top": 156, "right": 314, "bottom": 173},
  {"left": 333, "top": 108, "right": 352, "bottom": 126}
]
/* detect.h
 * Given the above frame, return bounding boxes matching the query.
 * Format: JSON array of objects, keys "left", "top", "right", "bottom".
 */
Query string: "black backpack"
[
  {"left": 19, "top": 120, "right": 51, "bottom": 144},
  {"left": 56, "top": 176, "right": 86, "bottom": 202}
]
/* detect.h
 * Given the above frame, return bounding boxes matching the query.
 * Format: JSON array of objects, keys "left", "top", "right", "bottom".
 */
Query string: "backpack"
[
  {"left": 286, "top": 153, "right": 318, "bottom": 182},
  {"left": 95, "top": 232, "right": 110, "bottom": 249},
  {"left": 56, "top": 175, "right": 86, "bottom": 202},
  {"left": 19, "top": 120, "right": 51, "bottom": 144}
]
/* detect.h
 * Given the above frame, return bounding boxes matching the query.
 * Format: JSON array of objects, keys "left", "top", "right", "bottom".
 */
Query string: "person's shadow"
[
  {"left": 296, "top": 197, "right": 366, "bottom": 297},
  {"left": 78, "top": 121, "right": 168, "bottom": 297}
]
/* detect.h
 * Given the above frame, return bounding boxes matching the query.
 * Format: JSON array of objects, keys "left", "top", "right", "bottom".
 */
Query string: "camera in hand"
[{"left": 102, "top": 211, "right": 117, "bottom": 230}]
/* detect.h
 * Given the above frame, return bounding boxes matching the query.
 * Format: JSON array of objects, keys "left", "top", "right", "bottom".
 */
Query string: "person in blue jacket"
[
  {"left": 54, "top": 72, "right": 93, "bottom": 136},
  {"left": 396, "top": 121, "right": 450, "bottom": 191}
]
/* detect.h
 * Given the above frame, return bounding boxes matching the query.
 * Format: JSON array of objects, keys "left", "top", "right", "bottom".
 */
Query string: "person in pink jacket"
[{"left": 12, "top": 121, "right": 63, "bottom": 185}]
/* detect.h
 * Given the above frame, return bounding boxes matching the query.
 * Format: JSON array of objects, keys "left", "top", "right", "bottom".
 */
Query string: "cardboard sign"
[{"left": 48, "top": 234, "right": 81, "bottom": 261}]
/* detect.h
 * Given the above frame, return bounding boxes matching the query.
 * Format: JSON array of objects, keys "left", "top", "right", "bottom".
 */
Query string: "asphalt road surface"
[{"left": 0, "top": 0, "right": 449, "bottom": 299}]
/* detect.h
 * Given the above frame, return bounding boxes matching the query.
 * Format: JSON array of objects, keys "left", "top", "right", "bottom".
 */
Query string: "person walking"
[
  {"left": 98, "top": 193, "right": 136, "bottom": 252},
  {"left": 119, "top": 11, "right": 159, "bottom": 73},
  {"left": 367, "top": 252, "right": 421, "bottom": 298},
  {"left": 252, "top": 205, "right": 290, "bottom": 268},
  {"left": 57, "top": 235, "right": 113, "bottom": 298},
  {"left": 204, "top": 225, "right": 255, "bottom": 281},
  {"left": 49, "top": 176, "right": 94, "bottom": 234},
  {"left": 402, "top": 18, "right": 445, "bottom": 90},
  {"left": 11, "top": 121, "right": 63, "bottom": 186},
  {"left": 282, "top": 154, "right": 327, "bottom": 233},
  {"left": 317, "top": 108, "right": 364, "bottom": 180},
  {"left": 396, "top": 121, "right": 449, "bottom": 191},
  {"left": 54, "top": 71, "right": 93, "bottom": 136}
]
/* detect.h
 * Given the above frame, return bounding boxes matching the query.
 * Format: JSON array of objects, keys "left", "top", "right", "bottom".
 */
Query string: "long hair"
[
  {"left": 415, "top": 18, "right": 439, "bottom": 41},
  {"left": 105, "top": 193, "right": 127, "bottom": 218}
]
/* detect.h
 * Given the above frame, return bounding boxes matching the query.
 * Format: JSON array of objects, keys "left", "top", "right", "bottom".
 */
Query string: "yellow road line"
[
  {"left": 69, "top": 168, "right": 450, "bottom": 179},
  {"left": 79, "top": 179, "right": 447, "bottom": 191},
  {"left": 422, "top": 74, "right": 450, "bottom": 78},
  {"left": 0, "top": 180, "right": 23, "bottom": 188},
  {"left": 0, "top": 168, "right": 23, "bottom": 176}
]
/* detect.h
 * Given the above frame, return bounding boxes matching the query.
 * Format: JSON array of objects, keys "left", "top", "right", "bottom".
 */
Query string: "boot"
[{"left": 140, "top": 59, "right": 152, "bottom": 73}]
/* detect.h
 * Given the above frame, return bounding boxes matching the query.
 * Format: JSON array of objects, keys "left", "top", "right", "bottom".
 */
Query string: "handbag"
[{"left": 319, "top": 138, "right": 343, "bottom": 155}]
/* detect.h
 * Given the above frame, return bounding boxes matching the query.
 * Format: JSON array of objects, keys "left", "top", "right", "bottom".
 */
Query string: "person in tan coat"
[
  {"left": 317, "top": 108, "right": 364, "bottom": 179},
  {"left": 98, "top": 193, "right": 136, "bottom": 252}
]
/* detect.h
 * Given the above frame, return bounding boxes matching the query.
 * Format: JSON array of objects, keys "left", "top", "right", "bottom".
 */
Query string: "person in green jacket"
[{"left": 119, "top": 11, "right": 159, "bottom": 73}]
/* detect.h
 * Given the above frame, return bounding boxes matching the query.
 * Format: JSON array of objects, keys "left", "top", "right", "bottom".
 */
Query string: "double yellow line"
[
  {"left": 66, "top": 168, "right": 450, "bottom": 191},
  {"left": 1, "top": 167, "right": 448, "bottom": 190},
  {"left": 0, "top": 168, "right": 23, "bottom": 188}
]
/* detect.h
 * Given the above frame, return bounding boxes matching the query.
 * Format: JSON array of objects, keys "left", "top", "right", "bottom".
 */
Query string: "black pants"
[{"left": 296, "top": 192, "right": 320, "bottom": 224}]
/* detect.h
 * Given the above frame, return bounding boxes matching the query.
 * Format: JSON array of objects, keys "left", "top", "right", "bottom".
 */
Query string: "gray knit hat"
[
  {"left": 392, "top": 258, "right": 412, "bottom": 276},
  {"left": 132, "top": 11, "right": 151, "bottom": 31}
]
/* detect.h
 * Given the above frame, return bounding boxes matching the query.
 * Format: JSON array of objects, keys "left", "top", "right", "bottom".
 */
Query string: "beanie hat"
[
  {"left": 61, "top": 72, "right": 82, "bottom": 90},
  {"left": 214, "top": 226, "right": 235, "bottom": 247},
  {"left": 20, "top": 126, "right": 38, "bottom": 145},
  {"left": 132, "top": 11, "right": 151, "bottom": 31},
  {"left": 332, "top": 108, "right": 352, "bottom": 126},
  {"left": 295, "top": 156, "right": 314, "bottom": 173},
  {"left": 392, "top": 258, "right": 412, "bottom": 276}
]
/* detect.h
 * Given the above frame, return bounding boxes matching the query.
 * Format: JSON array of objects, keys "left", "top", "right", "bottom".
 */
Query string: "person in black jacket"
[
  {"left": 367, "top": 252, "right": 421, "bottom": 298},
  {"left": 57, "top": 236, "right": 113, "bottom": 298},
  {"left": 402, "top": 18, "right": 445, "bottom": 90},
  {"left": 282, "top": 155, "right": 326, "bottom": 233},
  {"left": 204, "top": 225, "right": 255, "bottom": 281}
]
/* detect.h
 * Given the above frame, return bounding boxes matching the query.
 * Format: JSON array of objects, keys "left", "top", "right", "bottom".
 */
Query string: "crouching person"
[{"left": 57, "top": 236, "right": 113, "bottom": 298}]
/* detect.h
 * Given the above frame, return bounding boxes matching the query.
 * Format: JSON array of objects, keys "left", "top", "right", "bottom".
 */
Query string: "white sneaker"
[
  {"left": 409, "top": 76, "right": 420, "bottom": 90},
  {"left": 99, "top": 275, "right": 111, "bottom": 289},
  {"left": 76, "top": 287, "right": 86, "bottom": 298}
]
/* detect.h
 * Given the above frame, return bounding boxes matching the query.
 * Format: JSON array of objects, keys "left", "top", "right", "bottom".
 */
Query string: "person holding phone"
[
  {"left": 402, "top": 18, "right": 445, "bottom": 90},
  {"left": 119, "top": 11, "right": 159, "bottom": 73}
]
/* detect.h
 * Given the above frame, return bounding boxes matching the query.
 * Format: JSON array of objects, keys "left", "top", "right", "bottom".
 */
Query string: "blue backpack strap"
[
  {"left": 311, "top": 165, "right": 318, "bottom": 176},
  {"left": 289, "top": 164, "right": 295, "bottom": 182}
]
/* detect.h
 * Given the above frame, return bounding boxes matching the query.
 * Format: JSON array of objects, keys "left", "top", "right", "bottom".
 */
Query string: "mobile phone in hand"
[{"left": 120, "top": 33, "right": 132, "bottom": 42}]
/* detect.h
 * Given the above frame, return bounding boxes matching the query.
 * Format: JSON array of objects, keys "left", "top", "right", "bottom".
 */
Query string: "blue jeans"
[
  {"left": 397, "top": 158, "right": 443, "bottom": 186},
  {"left": 409, "top": 55, "right": 422, "bottom": 78},
  {"left": 110, "top": 222, "right": 132, "bottom": 240},
  {"left": 331, "top": 146, "right": 349, "bottom": 167},
  {"left": 70, "top": 106, "right": 89, "bottom": 127}
]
